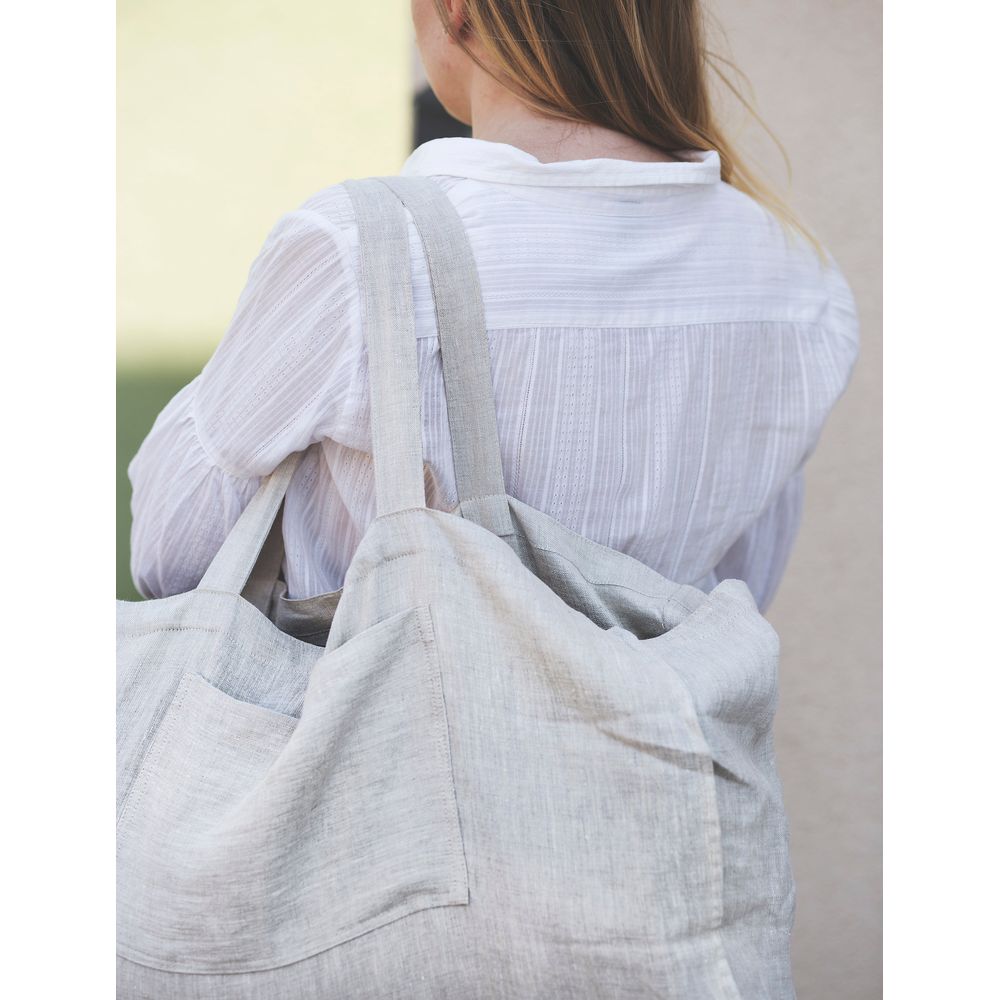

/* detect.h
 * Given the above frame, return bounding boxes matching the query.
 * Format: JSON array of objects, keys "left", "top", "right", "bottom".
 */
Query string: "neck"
[{"left": 467, "top": 71, "right": 680, "bottom": 164}]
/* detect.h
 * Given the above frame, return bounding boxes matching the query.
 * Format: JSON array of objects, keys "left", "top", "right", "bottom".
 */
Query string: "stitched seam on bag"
[
  {"left": 657, "top": 603, "right": 757, "bottom": 645},
  {"left": 650, "top": 611, "right": 755, "bottom": 990},
  {"left": 334, "top": 548, "right": 425, "bottom": 589},
  {"left": 418, "top": 604, "right": 471, "bottom": 898},
  {"left": 693, "top": 760, "right": 744, "bottom": 998},
  {"left": 117, "top": 673, "right": 194, "bottom": 832},
  {"left": 117, "top": 625, "right": 220, "bottom": 639},
  {"left": 206, "top": 730, "right": 295, "bottom": 752},
  {"left": 116, "top": 891, "right": 472, "bottom": 974},
  {"left": 528, "top": 541, "right": 683, "bottom": 605},
  {"left": 690, "top": 710, "right": 727, "bottom": 932}
]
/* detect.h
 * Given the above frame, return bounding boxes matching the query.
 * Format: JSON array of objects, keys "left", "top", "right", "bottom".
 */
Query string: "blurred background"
[{"left": 118, "top": 1, "right": 881, "bottom": 995}]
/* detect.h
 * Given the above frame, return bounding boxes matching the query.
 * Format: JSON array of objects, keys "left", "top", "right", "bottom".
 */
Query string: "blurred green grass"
[{"left": 117, "top": 362, "right": 203, "bottom": 600}]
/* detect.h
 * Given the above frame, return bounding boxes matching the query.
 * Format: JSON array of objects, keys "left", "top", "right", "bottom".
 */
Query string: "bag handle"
[
  {"left": 374, "top": 176, "right": 515, "bottom": 538},
  {"left": 343, "top": 177, "right": 429, "bottom": 517},
  {"left": 342, "top": 174, "right": 516, "bottom": 538},
  {"left": 195, "top": 449, "right": 304, "bottom": 605}
]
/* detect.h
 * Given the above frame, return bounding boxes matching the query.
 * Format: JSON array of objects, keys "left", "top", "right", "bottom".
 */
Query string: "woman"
[{"left": 128, "top": 0, "right": 859, "bottom": 620}]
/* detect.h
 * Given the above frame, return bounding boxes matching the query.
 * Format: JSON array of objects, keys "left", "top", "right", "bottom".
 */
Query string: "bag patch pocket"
[{"left": 116, "top": 604, "right": 469, "bottom": 974}]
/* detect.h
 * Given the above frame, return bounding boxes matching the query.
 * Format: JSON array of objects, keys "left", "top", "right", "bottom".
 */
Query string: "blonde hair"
[{"left": 432, "top": 0, "right": 827, "bottom": 263}]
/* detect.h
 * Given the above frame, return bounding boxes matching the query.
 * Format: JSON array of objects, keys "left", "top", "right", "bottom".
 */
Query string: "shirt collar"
[{"left": 399, "top": 136, "right": 722, "bottom": 188}]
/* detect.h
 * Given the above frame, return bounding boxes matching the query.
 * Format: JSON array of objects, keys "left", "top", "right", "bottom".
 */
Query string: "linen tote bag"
[{"left": 117, "top": 175, "right": 797, "bottom": 999}]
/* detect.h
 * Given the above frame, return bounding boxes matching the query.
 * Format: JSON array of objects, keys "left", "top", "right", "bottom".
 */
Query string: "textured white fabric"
[{"left": 128, "top": 136, "right": 859, "bottom": 611}]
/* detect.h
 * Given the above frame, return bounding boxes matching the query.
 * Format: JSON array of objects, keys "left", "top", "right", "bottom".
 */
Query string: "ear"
[{"left": 440, "top": 0, "right": 468, "bottom": 40}]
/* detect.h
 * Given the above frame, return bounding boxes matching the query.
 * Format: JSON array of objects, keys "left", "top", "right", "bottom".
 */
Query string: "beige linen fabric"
[{"left": 117, "top": 175, "right": 796, "bottom": 998}]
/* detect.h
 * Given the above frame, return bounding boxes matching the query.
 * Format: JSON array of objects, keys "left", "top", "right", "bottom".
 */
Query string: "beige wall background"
[
  {"left": 705, "top": 3, "right": 882, "bottom": 997},
  {"left": 119, "top": 1, "right": 881, "bottom": 996}
]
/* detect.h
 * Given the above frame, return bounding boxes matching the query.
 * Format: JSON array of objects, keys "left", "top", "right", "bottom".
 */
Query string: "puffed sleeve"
[
  {"left": 127, "top": 376, "right": 261, "bottom": 599},
  {"left": 127, "top": 195, "right": 362, "bottom": 599}
]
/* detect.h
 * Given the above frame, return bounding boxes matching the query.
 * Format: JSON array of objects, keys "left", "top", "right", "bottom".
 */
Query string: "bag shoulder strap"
[
  {"left": 375, "top": 175, "right": 514, "bottom": 537},
  {"left": 342, "top": 176, "right": 428, "bottom": 517},
  {"left": 196, "top": 449, "right": 303, "bottom": 601}
]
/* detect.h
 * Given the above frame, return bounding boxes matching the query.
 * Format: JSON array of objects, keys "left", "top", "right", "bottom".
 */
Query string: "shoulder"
[
  {"left": 702, "top": 182, "right": 861, "bottom": 351},
  {"left": 262, "top": 176, "right": 448, "bottom": 285},
  {"left": 260, "top": 174, "right": 465, "bottom": 307},
  {"left": 257, "top": 182, "right": 360, "bottom": 263},
  {"left": 236, "top": 181, "right": 376, "bottom": 315},
  {"left": 294, "top": 181, "right": 361, "bottom": 234}
]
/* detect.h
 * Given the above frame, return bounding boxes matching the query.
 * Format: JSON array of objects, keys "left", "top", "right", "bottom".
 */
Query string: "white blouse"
[{"left": 127, "top": 136, "right": 860, "bottom": 613}]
